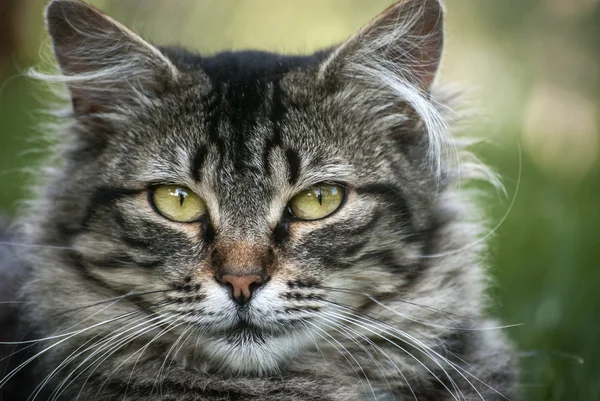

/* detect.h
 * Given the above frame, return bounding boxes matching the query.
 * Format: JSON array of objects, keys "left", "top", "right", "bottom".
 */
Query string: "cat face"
[{"left": 38, "top": 0, "right": 448, "bottom": 374}]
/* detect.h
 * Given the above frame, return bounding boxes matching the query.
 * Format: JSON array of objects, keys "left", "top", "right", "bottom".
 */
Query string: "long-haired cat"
[{"left": 0, "top": 0, "right": 517, "bottom": 399}]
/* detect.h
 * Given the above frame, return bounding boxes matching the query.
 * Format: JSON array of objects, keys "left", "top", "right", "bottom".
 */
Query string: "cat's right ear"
[{"left": 45, "top": 0, "right": 179, "bottom": 117}]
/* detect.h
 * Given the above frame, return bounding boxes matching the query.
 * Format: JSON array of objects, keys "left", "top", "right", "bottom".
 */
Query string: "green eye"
[
  {"left": 289, "top": 184, "right": 345, "bottom": 221},
  {"left": 151, "top": 185, "right": 207, "bottom": 222}
]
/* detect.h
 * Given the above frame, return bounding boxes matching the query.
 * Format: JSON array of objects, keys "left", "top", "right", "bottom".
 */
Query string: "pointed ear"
[
  {"left": 319, "top": 0, "right": 444, "bottom": 91},
  {"left": 45, "top": 0, "right": 179, "bottom": 116}
]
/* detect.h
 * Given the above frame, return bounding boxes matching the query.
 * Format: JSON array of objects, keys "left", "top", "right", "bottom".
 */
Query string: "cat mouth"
[
  {"left": 224, "top": 322, "right": 271, "bottom": 343},
  {"left": 208, "top": 317, "right": 287, "bottom": 343}
]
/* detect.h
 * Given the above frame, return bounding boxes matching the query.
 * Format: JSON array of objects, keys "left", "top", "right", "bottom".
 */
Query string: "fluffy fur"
[{"left": 0, "top": 0, "right": 517, "bottom": 400}]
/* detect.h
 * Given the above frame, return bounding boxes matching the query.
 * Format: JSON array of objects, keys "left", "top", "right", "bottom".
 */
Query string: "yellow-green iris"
[
  {"left": 151, "top": 185, "right": 206, "bottom": 222},
  {"left": 289, "top": 184, "right": 344, "bottom": 221}
]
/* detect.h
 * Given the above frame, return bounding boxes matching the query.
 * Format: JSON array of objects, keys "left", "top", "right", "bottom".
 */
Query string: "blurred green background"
[{"left": 1, "top": 1, "right": 598, "bottom": 400}]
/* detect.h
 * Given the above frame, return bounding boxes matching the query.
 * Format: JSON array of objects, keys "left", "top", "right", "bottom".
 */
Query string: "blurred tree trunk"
[{"left": 0, "top": 0, "right": 18, "bottom": 78}]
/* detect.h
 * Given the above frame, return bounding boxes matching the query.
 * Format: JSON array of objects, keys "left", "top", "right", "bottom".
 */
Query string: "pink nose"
[{"left": 218, "top": 274, "right": 265, "bottom": 305}]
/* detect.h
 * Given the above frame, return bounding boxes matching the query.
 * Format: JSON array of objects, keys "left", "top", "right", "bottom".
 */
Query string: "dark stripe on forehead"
[
  {"left": 284, "top": 148, "right": 302, "bottom": 185},
  {"left": 190, "top": 144, "right": 207, "bottom": 181},
  {"left": 264, "top": 80, "right": 287, "bottom": 176},
  {"left": 191, "top": 51, "right": 331, "bottom": 177},
  {"left": 226, "top": 78, "right": 266, "bottom": 170},
  {"left": 271, "top": 80, "right": 286, "bottom": 129},
  {"left": 205, "top": 90, "right": 226, "bottom": 156}
]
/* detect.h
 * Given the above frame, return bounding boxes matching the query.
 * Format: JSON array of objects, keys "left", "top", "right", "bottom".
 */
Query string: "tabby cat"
[{"left": 0, "top": 0, "right": 517, "bottom": 399}]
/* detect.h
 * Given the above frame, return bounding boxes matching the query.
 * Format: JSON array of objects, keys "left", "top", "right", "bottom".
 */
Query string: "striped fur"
[{"left": 0, "top": 0, "right": 517, "bottom": 400}]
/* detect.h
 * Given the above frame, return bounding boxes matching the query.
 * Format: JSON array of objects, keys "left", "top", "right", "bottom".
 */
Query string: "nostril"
[
  {"left": 219, "top": 279, "right": 234, "bottom": 292},
  {"left": 214, "top": 274, "right": 227, "bottom": 286},
  {"left": 248, "top": 280, "right": 262, "bottom": 294}
]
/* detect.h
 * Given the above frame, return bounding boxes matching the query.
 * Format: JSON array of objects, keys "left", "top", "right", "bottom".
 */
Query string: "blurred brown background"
[{"left": 1, "top": 1, "right": 599, "bottom": 400}]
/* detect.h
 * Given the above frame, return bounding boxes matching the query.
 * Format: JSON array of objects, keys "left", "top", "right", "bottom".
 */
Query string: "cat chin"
[{"left": 190, "top": 332, "right": 306, "bottom": 376}]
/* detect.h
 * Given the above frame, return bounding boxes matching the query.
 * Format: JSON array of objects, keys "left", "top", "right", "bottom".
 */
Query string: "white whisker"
[
  {"left": 120, "top": 316, "right": 189, "bottom": 400},
  {"left": 320, "top": 308, "right": 462, "bottom": 401},
  {"left": 314, "top": 313, "right": 401, "bottom": 401},
  {"left": 29, "top": 311, "right": 157, "bottom": 401},
  {"left": 153, "top": 321, "right": 195, "bottom": 398},
  {"left": 297, "top": 315, "right": 378, "bottom": 401},
  {"left": 0, "top": 309, "right": 144, "bottom": 389},
  {"left": 92, "top": 316, "right": 187, "bottom": 401},
  {"left": 322, "top": 304, "right": 510, "bottom": 400},
  {"left": 46, "top": 313, "right": 173, "bottom": 401}
]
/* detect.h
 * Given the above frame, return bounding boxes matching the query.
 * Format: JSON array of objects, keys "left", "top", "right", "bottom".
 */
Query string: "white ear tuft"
[
  {"left": 319, "top": 0, "right": 444, "bottom": 90},
  {"left": 319, "top": 0, "right": 450, "bottom": 178}
]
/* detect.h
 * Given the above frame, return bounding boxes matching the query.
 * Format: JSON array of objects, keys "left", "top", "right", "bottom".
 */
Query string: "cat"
[{"left": 0, "top": 0, "right": 518, "bottom": 399}]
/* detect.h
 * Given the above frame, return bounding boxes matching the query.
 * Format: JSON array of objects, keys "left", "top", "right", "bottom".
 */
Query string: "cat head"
[{"left": 27, "top": 0, "right": 483, "bottom": 375}]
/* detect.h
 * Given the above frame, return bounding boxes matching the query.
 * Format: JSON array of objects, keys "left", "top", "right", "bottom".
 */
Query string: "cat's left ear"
[
  {"left": 45, "top": 0, "right": 179, "bottom": 116},
  {"left": 319, "top": 0, "right": 444, "bottom": 92}
]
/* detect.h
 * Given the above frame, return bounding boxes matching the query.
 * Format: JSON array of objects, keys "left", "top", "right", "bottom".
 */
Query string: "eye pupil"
[
  {"left": 151, "top": 185, "right": 206, "bottom": 223},
  {"left": 288, "top": 184, "right": 344, "bottom": 221}
]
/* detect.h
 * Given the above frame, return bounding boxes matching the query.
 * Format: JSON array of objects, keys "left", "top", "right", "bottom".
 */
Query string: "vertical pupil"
[
  {"left": 176, "top": 188, "right": 186, "bottom": 206},
  {"left": 316, "top": 187, "right": 322, "bottom": 205}
]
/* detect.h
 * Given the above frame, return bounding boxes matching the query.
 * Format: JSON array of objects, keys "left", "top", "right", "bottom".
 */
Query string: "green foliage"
[{"left": 484, "top": 148, "right": 600, "bottom": 401}]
